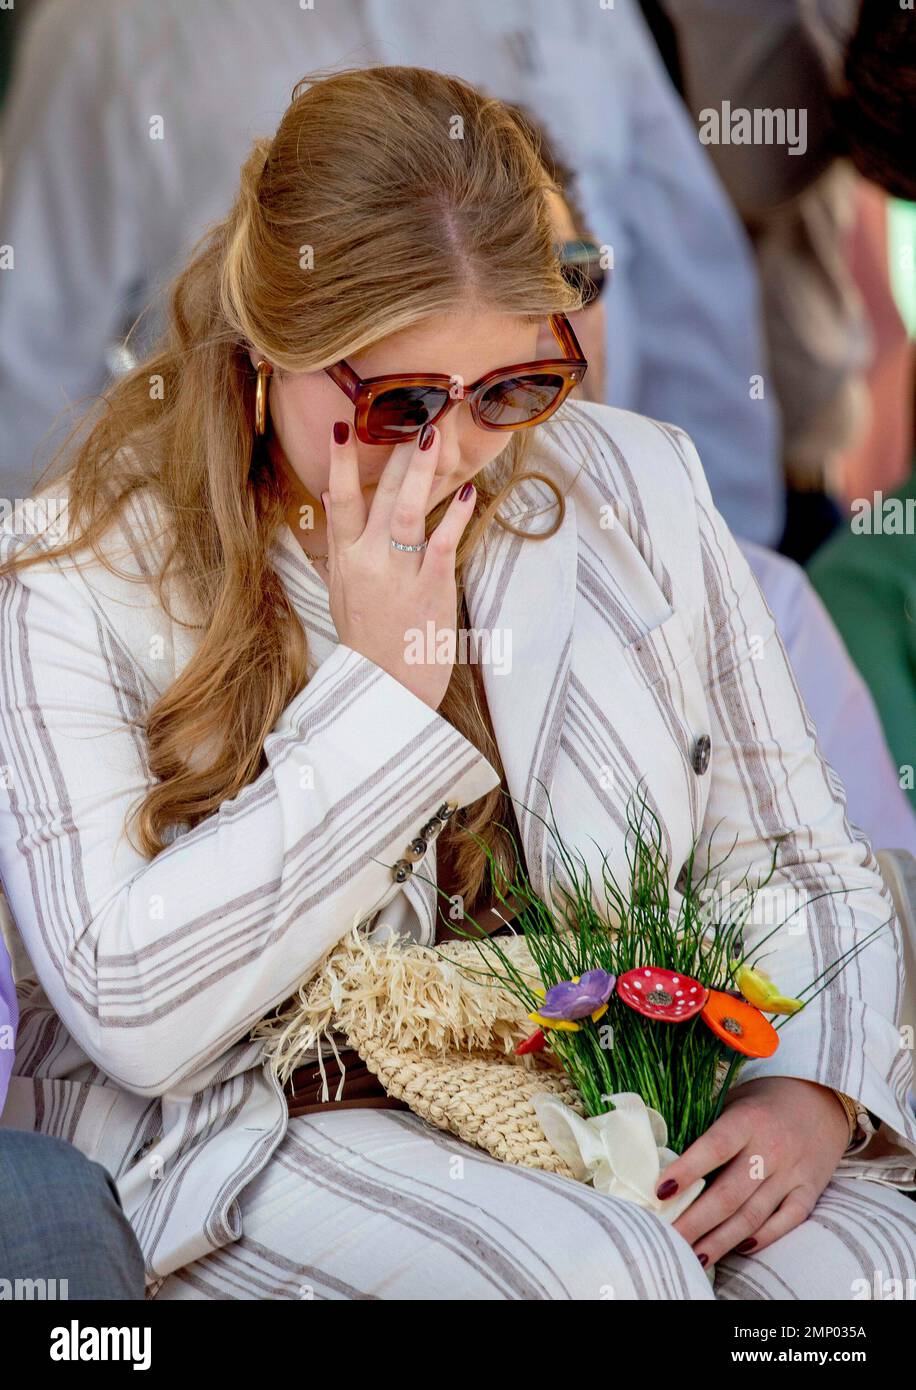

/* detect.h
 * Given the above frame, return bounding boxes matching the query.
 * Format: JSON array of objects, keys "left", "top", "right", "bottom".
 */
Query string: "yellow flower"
[
  {"left": 527, "top": 1011, "right": 582, "bottom": 1032},
  {"left": 736, "top": 964, "right": 804, "bottom": 1016}
]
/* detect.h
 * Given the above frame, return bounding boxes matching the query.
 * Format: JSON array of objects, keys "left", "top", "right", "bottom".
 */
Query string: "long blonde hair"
[{"left": 2, "top": 65, "right": 582, "bottom": 914}]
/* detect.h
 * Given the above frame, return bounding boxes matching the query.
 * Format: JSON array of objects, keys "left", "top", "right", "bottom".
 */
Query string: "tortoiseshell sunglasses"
[{"left": 324, "top": 312, "right": 588, "bottom": 445}]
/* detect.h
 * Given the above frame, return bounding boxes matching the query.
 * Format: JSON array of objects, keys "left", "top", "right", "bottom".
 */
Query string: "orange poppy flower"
[{"left": 700, "top": 989, "right": 779, "bottom": 1058}]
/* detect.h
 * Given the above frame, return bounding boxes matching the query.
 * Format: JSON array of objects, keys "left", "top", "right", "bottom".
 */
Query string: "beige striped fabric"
[
  {"left": 1, "top": 399, "right": 914, "bottom": 1293},
  {"left": 149, "top": 1108, "right": 916, "bottom": 1301}
]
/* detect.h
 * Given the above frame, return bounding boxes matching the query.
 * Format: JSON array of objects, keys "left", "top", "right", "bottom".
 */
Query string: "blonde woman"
[{"left": 0, "top": 66, "right": 914, "bottom": 1302}]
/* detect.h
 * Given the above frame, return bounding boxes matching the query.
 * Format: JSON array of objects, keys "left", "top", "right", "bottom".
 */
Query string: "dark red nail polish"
[
  {"left": 333, "top": 421, "right": 349, "bottom": 445},
  {"left": 418, "top": 422, "right": 435, "bottom": 450},
  {"left": 697, "top": 1253, "right": 708, "bottom": 1268},
  {"left": 734, "top": 1237, "right": 757, "bottom": 1254},
  {"left": 656, "top": 1178, "right": 679, "bottom": 1199},
  {"left": 458, "top": 481, "right": 474, "bottom": 501}
]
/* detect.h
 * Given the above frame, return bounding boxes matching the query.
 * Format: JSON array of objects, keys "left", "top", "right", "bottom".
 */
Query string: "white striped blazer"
[{"left": 1, "top": 399, "right": 914, "bottom": 1288}]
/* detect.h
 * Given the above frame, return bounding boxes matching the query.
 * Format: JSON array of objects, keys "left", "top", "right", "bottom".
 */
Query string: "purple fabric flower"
[{"left": 538, "top": 969, "right": 617, "bottom": 1020}]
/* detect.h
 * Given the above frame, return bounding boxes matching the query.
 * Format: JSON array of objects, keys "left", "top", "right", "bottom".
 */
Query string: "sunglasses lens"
[
  {"left": 366, "top": 385, "right": 450, "bottom": 440},
  {"left": 477, "top": 373, "right": 566, "bottom": 428}
]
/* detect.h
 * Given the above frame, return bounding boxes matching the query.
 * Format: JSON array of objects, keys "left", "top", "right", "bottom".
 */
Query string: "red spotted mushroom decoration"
[{"left": 616, "top": 966, "right": 708, "bottom": 1022}]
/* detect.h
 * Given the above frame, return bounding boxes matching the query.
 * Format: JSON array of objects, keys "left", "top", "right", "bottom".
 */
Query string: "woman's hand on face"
[
  {"left": 660, "top": 1076, "right": 851, "bottom": 1267},
  {"left": 322, "top": 420, "right": 475, "bottom": 711}
]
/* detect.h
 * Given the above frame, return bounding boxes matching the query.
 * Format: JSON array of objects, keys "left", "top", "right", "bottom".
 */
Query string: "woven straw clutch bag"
[{"left": 251, "top": 923, "right": 585, "bottom": 1177}]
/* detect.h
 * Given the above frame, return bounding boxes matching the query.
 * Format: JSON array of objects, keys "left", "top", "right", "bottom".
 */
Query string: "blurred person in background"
[
  {"left": 805, "top": 197, "right": 916, "bottom": 825},
  {"left": 837, "top": 183, "right": 914, "bottom": 516},
  {"left": 526, "top": 99, "right": 916, "bottom": 857},
  {"left": 0, "top": 0, "right": 782, "bottom": 545},
  {"left": 662, "top": 0, "right": 915, "bottom": 564},
  {"left": 746, "top": 531, "right": 916, "bottom": 854},
  {"left": 808, "top": 454, "right": 916, "bottom": 825},
  {"left": 0, "top": 908, "right": 145, "bottom": 1300}
]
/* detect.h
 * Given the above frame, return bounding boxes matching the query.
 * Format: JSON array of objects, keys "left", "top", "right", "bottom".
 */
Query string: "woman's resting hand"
[{"left": 660, "top": 1076, "right": 851, "bottom": 1266}]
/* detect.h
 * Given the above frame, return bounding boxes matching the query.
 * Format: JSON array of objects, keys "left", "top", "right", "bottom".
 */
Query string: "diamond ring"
[{"left": 390, "top": 537, "right": 428, "bottom": 553}]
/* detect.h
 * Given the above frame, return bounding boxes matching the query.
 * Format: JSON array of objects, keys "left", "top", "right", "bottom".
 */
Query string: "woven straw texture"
[
  {"left": 253, "top": 924, "right": 586, "bottom": 1174},
  {"left": 354, "top": 1034, "right": 584, "bottom": 1175}
]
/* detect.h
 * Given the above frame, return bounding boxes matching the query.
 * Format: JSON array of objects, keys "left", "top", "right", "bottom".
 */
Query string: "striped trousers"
[{"left": 149, "top": 1109, "right": 916, "bottom": 1301}]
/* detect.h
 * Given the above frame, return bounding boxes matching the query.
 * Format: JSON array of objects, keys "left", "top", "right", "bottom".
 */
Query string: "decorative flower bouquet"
[
  {"left": 432, "top": 779, "right": 888, "bottom": 1221},
  {"left": 252, "top": 777, "right": 889, "bottom": 1227}
]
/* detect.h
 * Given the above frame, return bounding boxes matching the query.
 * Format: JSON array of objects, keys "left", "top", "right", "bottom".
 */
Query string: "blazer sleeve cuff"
[
  {"left": 733, "top": 995, "right": 916, "bottom": 1189},
  {"left": 263, "top": 641, "right": 503, "bottom": 916}
]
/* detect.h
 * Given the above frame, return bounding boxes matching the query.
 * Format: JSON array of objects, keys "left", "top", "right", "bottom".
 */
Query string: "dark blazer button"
[
  {"left": 405, "top": 837, "right": 428, "bottom": 862},
  {"left": 419, "top": 817, "right": 443, "bottom": 840},
  {"left": 392, "top": 859, "right": 414, "bottom": 883},
  {"left": 436, "top": 803, "right": 456, "bottom": 822},
  {"left": 692, "top": 734, "right": 711, "bottom": 775}
]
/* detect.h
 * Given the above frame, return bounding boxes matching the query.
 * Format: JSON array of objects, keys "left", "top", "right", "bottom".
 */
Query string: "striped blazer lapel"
[
  {"left": 463, "top": 478, "right": 578, "bottom": 900},
  {"left": 393, "top": 479, "right": 577, "bottom": 944}
]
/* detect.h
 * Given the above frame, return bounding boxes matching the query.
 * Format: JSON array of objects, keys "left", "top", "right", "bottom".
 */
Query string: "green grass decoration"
[{"left": 416, "top": 776, "right": 889, "bottom": 1154}]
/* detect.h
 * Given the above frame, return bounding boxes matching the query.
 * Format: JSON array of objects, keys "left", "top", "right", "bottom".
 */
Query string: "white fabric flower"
[{"left": 533, "top": 1091, "right": 706, "bottom": 1223}]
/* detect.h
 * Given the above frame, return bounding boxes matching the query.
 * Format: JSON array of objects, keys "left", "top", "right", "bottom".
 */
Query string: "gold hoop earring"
[{"left": 254, "top": 359, "right": 272, "bottom": 436}]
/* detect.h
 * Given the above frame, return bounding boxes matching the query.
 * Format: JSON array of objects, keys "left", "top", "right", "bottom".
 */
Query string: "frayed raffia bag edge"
[{"left": 251, "top": 921, "right": 541, "bottom": 1087}]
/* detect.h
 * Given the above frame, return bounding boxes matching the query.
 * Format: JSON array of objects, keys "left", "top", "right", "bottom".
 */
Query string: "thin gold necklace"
[{"left": 275, "top": 448, "right": 329, "bottom": 563}]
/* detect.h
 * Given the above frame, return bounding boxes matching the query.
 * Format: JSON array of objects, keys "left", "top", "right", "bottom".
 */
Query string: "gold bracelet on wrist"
[{"left": 831, "top": 1089, "right": 861, "bottom": 1147}]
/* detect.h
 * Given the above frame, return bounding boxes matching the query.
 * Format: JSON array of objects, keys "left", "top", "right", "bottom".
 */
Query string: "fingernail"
[
  {"left": 734, "top": 1237, "right": 757, "bottom": 1254},
  {"left": 458, "top": 481, "right": 474, "bottom": 501},
  {"left": 419, "top": 422, "right": 435, "bottom": 451},
  {"left": 697, "top": 1253, "right": 708, "bottom": 1268},
  {"left": 656, "top": 1178, "right": 679, "bottom": 1200},
  {"left": 333, "top": 421, "right": 349, "bottom": 445},
  {"left": 321, "top": 491, "right": 329, "bottom": 510}
]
